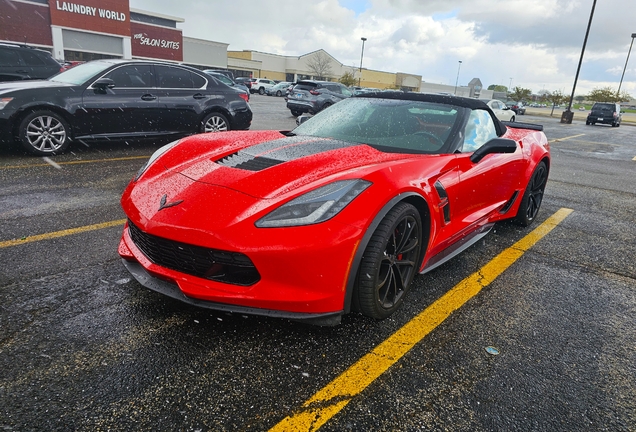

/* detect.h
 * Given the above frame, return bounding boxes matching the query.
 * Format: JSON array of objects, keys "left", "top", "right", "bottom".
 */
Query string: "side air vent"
[
  {"left": 500, "top": 190, "right": 520, "bottom": 214},
  {"left": 434, "top": 180, "right": 451, "bottom": 224}
]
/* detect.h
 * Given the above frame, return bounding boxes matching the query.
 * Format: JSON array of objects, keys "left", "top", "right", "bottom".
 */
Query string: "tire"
[
  {"left": 276, "top": 90, "right": 282, "bottom": 97},
  {"left": 586, "top": 121, "right": 590, "bottom": 125},
  {"left": 18, "top": 110, "right": 71, "bottom": 155},
  {"left": 258, "top": 87, "right": 265, "bottom": 95},
  {"left": 510, "top": 115, "right": 516, "bottom": 122},
  {"left": 200, "top": 112, "right": 229, "bottom": 133},
  {"left": 515, "top": 161, "right": 548, "bottom": 227},
  {"left": 320, "top": 102, "right": 332, "bottom": 112},
  {"left": 290, "top": 110, "right": 303, "bottom": 117},
  {"left": 354, "top": 202, "right": 423, "bottom": 319}
]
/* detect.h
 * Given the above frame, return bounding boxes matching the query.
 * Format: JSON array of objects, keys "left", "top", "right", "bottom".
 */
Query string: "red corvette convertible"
[{"left": 119, "top": 92, "right": 549, "bottom": 325}]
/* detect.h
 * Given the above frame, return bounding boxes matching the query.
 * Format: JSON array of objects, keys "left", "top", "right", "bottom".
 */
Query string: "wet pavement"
[{"left": 0, "top": 96, "right": 635, "bottom": 431}]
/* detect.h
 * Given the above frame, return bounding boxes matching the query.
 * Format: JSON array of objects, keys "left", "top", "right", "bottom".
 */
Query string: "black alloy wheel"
[
  {"left": 18, "top": 110, "right": 71, "bottom": 156},
  {"left": 290, "top": 110, "right": 303, "bottom": 117},
  {"left": 200, "top": 112, "right": 229, "bottom": 133},
  {"left": 515, "top": 161, "right": 548, "bottom": 227},
  {"left": 354, "top": 203, "right": 422, "bottom": 319}
]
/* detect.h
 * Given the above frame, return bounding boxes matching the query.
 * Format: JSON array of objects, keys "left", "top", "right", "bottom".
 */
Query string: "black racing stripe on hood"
[{"left": 216, "top": 136, "right": 358, "bottom": 171}]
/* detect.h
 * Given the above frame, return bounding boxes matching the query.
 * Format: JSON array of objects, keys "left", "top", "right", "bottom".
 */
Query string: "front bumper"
[{"left": 118, "top": 216, "right": 364, "bottom": 324}]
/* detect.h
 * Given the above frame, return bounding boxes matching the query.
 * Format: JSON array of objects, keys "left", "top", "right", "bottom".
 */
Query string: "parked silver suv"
[{"left": 286, "top": 80, "right": 353, "bottom": 116}]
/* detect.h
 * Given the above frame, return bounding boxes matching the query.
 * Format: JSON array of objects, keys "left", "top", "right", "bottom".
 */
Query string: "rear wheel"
[
  {"left": 515, "top": 161, "right": 548, "bottom": 227},
  {"left": 18, "top": 110, "right": 71, "bottom": 155},
  {"left": 276, "top": 90, "right": 282, "bottom": 96},
  {"left": 354, "top": 203, "right": 422, "bottom": 319},
  {"left": 258, "top": 87, "right": 265, "bottom": 95},
  {"left": 290, "top": 110, "right": 303, "bottom": 117},
  {"left": 200, "top": 112, "right": 229, "bottom": 133}
]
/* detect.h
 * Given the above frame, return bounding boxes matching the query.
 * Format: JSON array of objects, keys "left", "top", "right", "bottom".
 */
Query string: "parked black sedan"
[{"left": 0, "top": 59, "right": 252, "bottom": 155}]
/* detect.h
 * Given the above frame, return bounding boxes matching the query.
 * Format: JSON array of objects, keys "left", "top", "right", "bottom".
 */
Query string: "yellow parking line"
[
  {"left": 550, "top": 134, "right": 585, "bottom": 143},
  {"left": 0, "top": 219, "right": 126, "bottom": 249},
  {"left": 1, "top": 155, "right": 149, "bottom": 169},
  {"left": 270, "top": 208, "right": 574, "bottom": 432}
]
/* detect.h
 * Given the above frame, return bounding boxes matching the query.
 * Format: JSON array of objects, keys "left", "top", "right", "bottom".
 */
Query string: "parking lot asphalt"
[{"left": 0, "top": 95, "right": 634, "bottom": 431}]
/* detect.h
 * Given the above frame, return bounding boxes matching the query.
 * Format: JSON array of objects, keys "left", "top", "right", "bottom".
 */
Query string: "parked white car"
[
  {"left": 485, "top": 99, "right": 516, "bottom": 122},
  {"left": 250, "top": 78, "right": 276, "bottom": 95}
]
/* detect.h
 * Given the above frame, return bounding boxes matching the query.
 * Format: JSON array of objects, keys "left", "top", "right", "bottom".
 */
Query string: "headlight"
[
  {"left": 0, "top": 98, "right": 13, "bottom": 110},
  {"left": 255, "top": 179, "right": 371, "bottom": 228},
  {"left": 135, "top": 139, "right": 180, "bottom": 181}
]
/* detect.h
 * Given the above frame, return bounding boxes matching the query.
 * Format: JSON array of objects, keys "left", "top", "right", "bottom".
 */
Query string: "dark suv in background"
[
  {"left": 586, "top": 102, "right": 622, "bottom": 127},
  {"left": 286, "top": 80, "right": 353, "bottom": 116},
  {"left": 0, "top": 43, "right": 62, "bottom": 82}
]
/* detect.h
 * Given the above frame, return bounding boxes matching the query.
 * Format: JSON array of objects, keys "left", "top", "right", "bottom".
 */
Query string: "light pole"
[
  {"left": 617, "top": 33, "right": 636, "bottom": 98},
  {"left": 359, "top": 37, "right": 367, "bottom": 87},
  {"left": 454, "top": 60, "right": 462, "bottom": 95},
  {"left": 562, "top": 0, "right": 596, "bottom": 123},
  {"left": 509, "top": 77, "right": 513, "bottom": 91}
]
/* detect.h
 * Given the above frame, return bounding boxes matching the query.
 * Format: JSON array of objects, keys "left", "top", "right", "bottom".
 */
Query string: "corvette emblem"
[{"left": 158, "top": 194, "right": 183, "bottom": 211}]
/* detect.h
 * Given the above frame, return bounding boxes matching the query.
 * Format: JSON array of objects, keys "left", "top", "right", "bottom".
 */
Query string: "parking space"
[{"left": 0, "top": 101, "right": 634, "bottom": 431}]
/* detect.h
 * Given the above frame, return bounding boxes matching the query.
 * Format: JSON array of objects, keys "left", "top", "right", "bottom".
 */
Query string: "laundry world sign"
[{"left": 54, "top": 1, "right": 126, "bottom": 21}]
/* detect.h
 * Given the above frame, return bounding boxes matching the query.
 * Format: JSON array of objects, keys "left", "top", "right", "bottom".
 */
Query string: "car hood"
[
  {"left": 0, "top": 79, "right": 75, "bottom": 94},
  {"left": 158, "top": 131, "right": 417, "bottom": 200}
]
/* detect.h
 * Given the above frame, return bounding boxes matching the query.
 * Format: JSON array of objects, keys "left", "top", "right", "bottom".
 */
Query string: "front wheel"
[
  {"left": 200, "top": 112, "right": 229, "bottom": 133},
  {"left": 290, "top": 110, "right": 303, "bottom": 117},
  {"left": 510, "top": 115, "right": 516, "bottom": 122},
  {"left": 258, "top": 87, "right": 265, "bottom": 95},
  {"left": 18, "top": 110, "right": 71, "bottom": 156},
  {"left": 515, "top": 161, "right": 548, "bottom": 227},
  {"left": 354, "top": 203, "right": 422, "bottom": 319},
  {"left": 276, "top": 90, "right": 282, "bottom": 97}
]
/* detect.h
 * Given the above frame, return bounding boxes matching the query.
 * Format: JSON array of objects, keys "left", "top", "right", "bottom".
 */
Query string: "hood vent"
[
  {"left": 214, "top": 136, "right": 356, "bottom": 172},
  {"left": 217, "top": 152, "right": 283, "bottom": 171}
]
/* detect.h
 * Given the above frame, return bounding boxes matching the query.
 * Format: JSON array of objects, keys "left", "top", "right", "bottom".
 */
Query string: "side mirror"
[
  {"left": 470, "top": 138, "right": 517, "bottom": 163},
  {"left": 296, "top": 114, "right": 312, "bottom": 126},
  {"left": 93, "top": 78, "right": 115, "bottom": 90}
]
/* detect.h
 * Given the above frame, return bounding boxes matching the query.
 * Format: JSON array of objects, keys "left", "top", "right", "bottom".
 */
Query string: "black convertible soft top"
[{"left": 357, "top": 91, "right": 508, "bottom": 136}]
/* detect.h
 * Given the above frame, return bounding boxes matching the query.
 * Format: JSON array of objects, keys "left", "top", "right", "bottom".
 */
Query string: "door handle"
[
  {"left": 193, "top": 93, "right": 207, "bottom": 99},
  {"left": 141, "top": 94, "right": 157, "bottom": 101}
]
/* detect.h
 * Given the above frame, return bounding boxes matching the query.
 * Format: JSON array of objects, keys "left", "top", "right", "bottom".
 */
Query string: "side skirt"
[{"left": 420, "top": 223, "right": 494, "bottom": 274}]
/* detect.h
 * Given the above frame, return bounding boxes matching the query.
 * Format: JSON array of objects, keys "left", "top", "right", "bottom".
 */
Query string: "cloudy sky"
[{"left": 129, "top": 0, "right": 636, "bottom": 96}]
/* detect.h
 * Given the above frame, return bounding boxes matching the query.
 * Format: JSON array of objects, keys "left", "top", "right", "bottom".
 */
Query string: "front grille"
[{"left": 127, "top": 221, "right": 260, "bottom": 286}]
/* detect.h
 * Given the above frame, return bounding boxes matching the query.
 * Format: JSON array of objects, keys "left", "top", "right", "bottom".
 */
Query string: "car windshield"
[
  {"left": 292, "top": 97, "right": 462, "bottom": 154},
  {"left": 49, "top": 61, "right": 114, "bottom": 85}
]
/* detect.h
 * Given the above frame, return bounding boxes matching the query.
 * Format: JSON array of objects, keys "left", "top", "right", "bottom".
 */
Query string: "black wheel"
[
  {"left": 320, "top": 102, "right": 332, "bottom": 112},
  {"left": 354, "top": 203, "right": 422, "bottom": 319},
  {"left": 585, "top": 121, "right": 590, "bottom": 125},
  {"left": 510, "top": 115, "right": 516, "bottom": 122},
  {"left": 515, "top": 161, "right": 548, "bottom": 227},
  {"left": 18, "top": 110, "right": 71, "bottom": 155},
  {"left": 200, "top": 112, "right": 229, "bottom": 133},
  {"left": 258, "top": 87, "right": 265, "bottom": 95},
  {"left": 290, "top": 110, "right": 303, "bottom": 117},
  {"left": 616, "top": 122, "right": 620, "bottom": 127},
  {"left": 276, "top": 90, "right": 282, "bottom": 97}
]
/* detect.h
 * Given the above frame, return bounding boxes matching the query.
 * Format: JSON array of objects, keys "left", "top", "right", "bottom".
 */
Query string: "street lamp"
[
  {"left": 617, "top": 33, "right": 636, "bottom": 98},
  {"left": 562, "top": 0, "right": 596, "bottom": 124},
  {"left": 454, "top": 60, "right": 462, "bottom": 95},
  {"left": 359, "top": 37, "right": 367, "bottom": 87},
  {"left": 509, "top": 77, "right": 513, "bottom": 91}
]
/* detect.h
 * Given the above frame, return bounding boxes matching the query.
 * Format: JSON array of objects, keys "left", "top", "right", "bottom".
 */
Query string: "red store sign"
[
  {"left": 48, "top": 0, "right": 130, "bottom": 36},
  {"left": 130, "top": 22, "right": 183, "bottom": 62}
]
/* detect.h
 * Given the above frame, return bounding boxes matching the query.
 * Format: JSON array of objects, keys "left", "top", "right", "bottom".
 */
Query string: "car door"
[
  {"left": 78, "top": 64, "right": 161, "bottom": 137},
  {"left": 452, "top": 109, "right": 525, "bottom": 230},
  {"left": 153, "top": 65, "right": 211, "bottom": 134}
]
